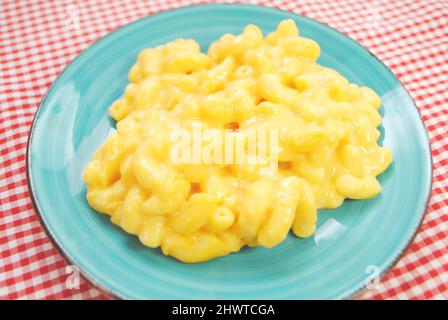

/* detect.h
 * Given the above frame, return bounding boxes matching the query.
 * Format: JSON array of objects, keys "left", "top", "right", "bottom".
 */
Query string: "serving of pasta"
[{"left": 83, "top": 19, "right": 392, "bottom": 263}]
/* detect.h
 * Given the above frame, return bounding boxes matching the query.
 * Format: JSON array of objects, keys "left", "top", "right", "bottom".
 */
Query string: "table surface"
[{"left": 1, "top": 0, "right": 447, "bottom": 300}]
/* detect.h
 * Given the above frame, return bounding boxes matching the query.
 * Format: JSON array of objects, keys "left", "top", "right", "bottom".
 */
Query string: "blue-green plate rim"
[{"left": 26, "top": 3, "right": 433, "bottom": 300}]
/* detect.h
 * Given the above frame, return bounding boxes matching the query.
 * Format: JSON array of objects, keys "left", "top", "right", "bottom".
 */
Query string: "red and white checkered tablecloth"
[{"left": 1, "top": 0, "right": 447, "bottom": 300}]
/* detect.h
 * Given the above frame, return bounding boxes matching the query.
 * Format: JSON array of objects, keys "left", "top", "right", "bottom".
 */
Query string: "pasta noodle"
[{"left": 83, "top": 20, "right": 392, "bottom": 263}]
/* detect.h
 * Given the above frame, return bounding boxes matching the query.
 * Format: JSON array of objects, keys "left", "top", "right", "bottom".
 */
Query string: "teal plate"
[{"left": 27, "top": 4, "right": 432, "bottom": 299}]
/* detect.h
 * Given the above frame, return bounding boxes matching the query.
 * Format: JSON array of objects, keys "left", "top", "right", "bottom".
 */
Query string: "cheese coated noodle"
[{"left": 84, "top": 20, "right": 392, "bottom": 263}]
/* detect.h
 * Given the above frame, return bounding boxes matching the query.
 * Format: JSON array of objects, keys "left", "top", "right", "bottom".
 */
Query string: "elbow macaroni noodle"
[{"left": 83, "top": 20, "right": 392, "bottom": 263}]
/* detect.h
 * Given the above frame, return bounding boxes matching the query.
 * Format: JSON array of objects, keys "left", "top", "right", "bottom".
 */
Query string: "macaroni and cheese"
[{"left": 83, "top": 20, "right": 392, "bottom": 263}]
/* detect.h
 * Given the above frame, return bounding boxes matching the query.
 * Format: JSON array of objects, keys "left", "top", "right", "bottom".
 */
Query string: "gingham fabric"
[{"left": 1, "top": 0, "right": 447, "bottom": 300}]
